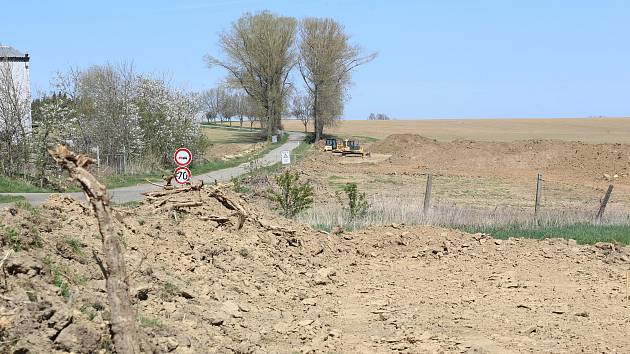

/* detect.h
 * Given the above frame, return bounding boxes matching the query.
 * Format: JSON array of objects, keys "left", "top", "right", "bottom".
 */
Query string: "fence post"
[
  {"left": 534, "top": 173, "right": 543, "bottom": 220},
  {"left": 595, "top": 184, "right": 614, "bottom": 223},
  {"left": 122, "top": 146, "right": 127, "bottom": 174},
  {"left": 96, "top": 145, "right": 100, "bottom": 168},
  {"left": 423, "top": 173, "right": 433, "bottom": 214}
]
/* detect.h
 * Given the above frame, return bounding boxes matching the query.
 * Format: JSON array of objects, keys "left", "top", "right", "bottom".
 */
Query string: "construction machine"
[
  {"left": 341, "top": 139, "right": 368, "bottom": 157},
  {"left": 323, "top": 137, "right": 369, "bottom": 157},
  {"left": 324, "top": 138, "right": 338, "bottom": 151}
]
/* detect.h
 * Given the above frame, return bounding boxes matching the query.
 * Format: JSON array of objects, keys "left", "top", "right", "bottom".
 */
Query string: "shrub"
[
  {"left": 341, "top": 182, "right": 369, "bottom": 220},
  {"left": 268, "top": 170, "right": 314, "bottom": 217},
  {"left": 3, "top": 227, "right": 21, "bottom": 252}
]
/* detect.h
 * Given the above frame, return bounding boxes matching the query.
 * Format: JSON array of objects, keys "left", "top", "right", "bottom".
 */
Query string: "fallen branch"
[
  {"left": 143, "top": 181, "right": 204, "bottom": 198},
  {"left": 0, "top": 250, "right": 13, "bottom": 269},
  {"left": 209, "top": 187, "right": 247, "bottom": 214},
  {"left": 145, "top": 179, "right": 169, "bottom": 188},
  {"left": 169, "top": 201, "right": 203, "bottom": 210},
  {"left": 49, "top": 145, "right": 140, "bottom": 354}
]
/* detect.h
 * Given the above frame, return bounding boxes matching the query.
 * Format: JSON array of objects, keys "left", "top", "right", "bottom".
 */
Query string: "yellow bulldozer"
[{"left": 325, "top": 138, "right": 368, "bottom": 157}]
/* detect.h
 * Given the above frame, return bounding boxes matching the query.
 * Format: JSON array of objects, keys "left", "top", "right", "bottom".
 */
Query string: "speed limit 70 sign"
[
  {"left": 173, "top": 166, "right": 191, "bottom": 184},
  {"left": 173, "top": 148, "right": 193, "bottom": 167}
]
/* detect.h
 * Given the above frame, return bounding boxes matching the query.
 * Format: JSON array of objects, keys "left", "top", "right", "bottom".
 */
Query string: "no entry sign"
[
  {"left": 173, "top": 148, "right": 192, "bottom": 167},
  {"left": 173, "top": 166, "right": 191, "bottom": 184}
]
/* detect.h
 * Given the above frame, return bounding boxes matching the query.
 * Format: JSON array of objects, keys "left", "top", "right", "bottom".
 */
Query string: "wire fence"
[{"left": 296, "top": 170, "right": 630, "bottom": 230}]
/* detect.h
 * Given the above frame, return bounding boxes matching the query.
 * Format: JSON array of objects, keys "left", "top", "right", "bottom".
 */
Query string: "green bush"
[
  {"left": 268, "top": 170, "right": 314, "bottom": 217},
  {"left": 341, "top": 182, "right": 369, "bottom": 220}
]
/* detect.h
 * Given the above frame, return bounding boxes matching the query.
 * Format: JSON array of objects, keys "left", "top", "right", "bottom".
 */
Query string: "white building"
[{"left": 0, "top": 45, "right": 31, "bottom": 132}]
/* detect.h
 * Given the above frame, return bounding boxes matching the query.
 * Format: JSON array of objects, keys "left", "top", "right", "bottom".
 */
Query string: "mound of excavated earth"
[
  {"left": 369, "top": 133, "right": 630, "bottom": 184},
  {"left": 1, "top": 185, "right": 629, "bottom": 353}
]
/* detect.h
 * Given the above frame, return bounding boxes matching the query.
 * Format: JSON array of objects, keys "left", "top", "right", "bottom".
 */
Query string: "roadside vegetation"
[
  {"left": 0, "top": 195, "right": 26, "bottom": 204},
  {"left": 462, "top": 224, "right": 630, "bottom": 245},
  {"left": 0, "top": 175, "right": 49, "bottom": 193}
]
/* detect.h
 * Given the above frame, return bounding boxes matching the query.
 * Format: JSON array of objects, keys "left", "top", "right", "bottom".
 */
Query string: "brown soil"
[
  {"left": 291, "top": 134, "right": 630, "bottom": 215},
  {"left": 370, "top": 134, "right": 630, "bottom": 185},
  {"left": 1, "top": 186, "right": 629, "bottom": 353}
]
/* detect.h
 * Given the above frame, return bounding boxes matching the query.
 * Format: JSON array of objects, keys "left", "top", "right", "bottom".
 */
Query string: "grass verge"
[
  {"left": 0, "top": 195, "right": 26, "bottom": 204},
  {"left": 460, "top": 224, "right": 630, "bottom": 245},
  {"left": 0, "top": 175, "right": 50, "bottom": 193},
  {"left": 190, "top": 132, "right": 288, "bottom": 175}
]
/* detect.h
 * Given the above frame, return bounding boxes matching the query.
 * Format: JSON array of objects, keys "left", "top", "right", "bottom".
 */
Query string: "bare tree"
[
  {"left": 245, "top": 95, "right": 260, "bottom": 130},
  {"left": 290, "top": 94, "right": 311, "bottom": 133},
  {"left": 219, "top": 91, "right": 237, "bottom": 126},
  {"left": 0, "top": 60, "right": 31, "bottom": 177},
  {"left": 206, "top": 11, "right": 297, "bottom": 139},
  {"left": 233, "top": 91, "right": 247, "bottom": 128},
  {"left": 298, "top": 17, "right": 377, "bottom": 140},
  {"left": 368, "top": 112, "right": 390, "bottom": 120}
]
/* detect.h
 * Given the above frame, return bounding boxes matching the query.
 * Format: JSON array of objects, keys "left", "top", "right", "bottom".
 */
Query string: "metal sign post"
[
  {"left": 281, "top": 150, "right": 291, "bottom": 165},
  {"left": 173, "top": 147, "right": 193, "bottom": 184}
]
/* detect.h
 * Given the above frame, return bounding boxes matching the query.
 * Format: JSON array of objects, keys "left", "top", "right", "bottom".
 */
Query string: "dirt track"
[{"left": 1, "top": 185, "right": 629, "bottom": 353}]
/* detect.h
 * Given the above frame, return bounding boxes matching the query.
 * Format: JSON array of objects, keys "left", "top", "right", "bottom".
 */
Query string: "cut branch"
[{"left": 49, "top": 145, "right": 140, "bottom": 354}]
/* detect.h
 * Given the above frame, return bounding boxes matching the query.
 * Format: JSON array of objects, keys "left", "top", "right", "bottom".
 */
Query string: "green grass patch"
[
  {"left": 0, "top": 195, "right": 25, "bottom": 204},
  {"left": 461, "top": 224, "right": 630, "bottom": 245},
  {"left": 52, "top": 267, "right": 71, "bottom": 300},
  {"left": 191, "top": 132, "right": 288, "bottom": 174},
  {"left": 101, "top": 171, "right": 169, "bottom": 189},
  {"left": 4, "top": 226, "right": 21, "bottom": 251},
  {"left": 324, "top": 134, "right": 380, "bottom": 144},
  {"left": 65, "top": 237, "right": 85, "bottom": 256},
  {"left": 138, "top": 315, "right": 163, "bottom": 328},
  {"left": 201, "top": 123, "right": 264, "bottom": 132},
  {"left": 0, "top": 175, "right": 50, "bottom": 193}
]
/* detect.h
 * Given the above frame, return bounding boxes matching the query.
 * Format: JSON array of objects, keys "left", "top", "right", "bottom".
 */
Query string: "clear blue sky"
[{"left": 2, "top": 0, "right": 629, "bottom": 119}]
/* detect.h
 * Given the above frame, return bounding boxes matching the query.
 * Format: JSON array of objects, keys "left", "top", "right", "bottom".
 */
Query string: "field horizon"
[{"left": 277, "top": 117, "right": 630, "bottom": 143}]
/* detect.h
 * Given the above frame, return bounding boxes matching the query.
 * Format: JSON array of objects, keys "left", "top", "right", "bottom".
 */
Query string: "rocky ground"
[{"left": 1, "top": 184, "right": 629, "bottom": 353}]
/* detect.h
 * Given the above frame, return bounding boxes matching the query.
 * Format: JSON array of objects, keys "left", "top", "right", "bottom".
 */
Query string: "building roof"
[{"left": 0, "top": 45, "right": 26, "bottom": 58}]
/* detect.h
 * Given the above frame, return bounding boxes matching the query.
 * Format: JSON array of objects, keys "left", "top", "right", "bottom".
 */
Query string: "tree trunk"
[{"left": 49, "top": 145, "right": 141, "bottom": 354}]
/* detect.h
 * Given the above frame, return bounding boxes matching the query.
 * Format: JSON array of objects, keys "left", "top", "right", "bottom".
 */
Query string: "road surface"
[{"left": 1, "top": 131, "right": 305, "bottom": 206}]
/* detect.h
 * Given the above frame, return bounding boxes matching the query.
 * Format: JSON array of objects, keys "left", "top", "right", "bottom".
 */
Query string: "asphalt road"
[{"left": 1, "top": 131, "right": 305, "bottom": 206}]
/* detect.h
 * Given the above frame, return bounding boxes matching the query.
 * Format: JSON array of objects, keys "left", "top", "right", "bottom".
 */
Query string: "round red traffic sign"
[
  {"left": 173, "top": 148, "right": 192, "bottom": 167},
  {"left": 173, "top": 166, "right": 191, "bottom": 185}
]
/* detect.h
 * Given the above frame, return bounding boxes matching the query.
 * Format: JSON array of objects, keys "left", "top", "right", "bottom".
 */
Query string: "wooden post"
[
  {"left": 423, "top": 173, "right": 433, "bottom": 214},
  {"left": 595, "top": 184, "right": 614, "bottom": 223},
  {"left": 534, "top": 173, "right": 543, "bottom": 220}
]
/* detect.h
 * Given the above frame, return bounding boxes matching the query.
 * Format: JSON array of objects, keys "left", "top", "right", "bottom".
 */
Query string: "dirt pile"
[
  {"left": 327, "top": 225, "right": 630, "bottom": 353},
  {"left": 0, "top": 186, "right": 345, "bottom": 353},
  {"left": 370, "top": 133, "right": 630, "bottom": 183},
  {"left": 1, "top": 186, "right": 629, "bottom": 353}
]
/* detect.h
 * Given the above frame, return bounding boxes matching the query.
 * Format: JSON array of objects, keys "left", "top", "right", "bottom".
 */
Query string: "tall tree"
[
  {"left": 206, "top": 11, "right": 297, "bottom": 139},
  {"left": 298, "top": 18, "right": 377, "bottom": 140}
]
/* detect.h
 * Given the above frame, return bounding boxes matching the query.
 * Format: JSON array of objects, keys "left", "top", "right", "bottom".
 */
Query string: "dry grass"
[
  {"left": 297, "top": 195, "right": 630, "bottom": 231},
  {"left": 279, "top": 118, "right": 630, "bottom": 143}
]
